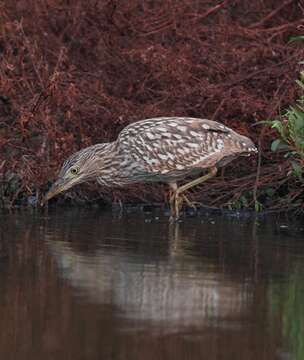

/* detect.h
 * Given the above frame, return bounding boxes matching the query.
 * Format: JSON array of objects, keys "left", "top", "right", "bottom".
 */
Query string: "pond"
[{"left": 0, "top": 208, "right": 303, "bottom": 360}]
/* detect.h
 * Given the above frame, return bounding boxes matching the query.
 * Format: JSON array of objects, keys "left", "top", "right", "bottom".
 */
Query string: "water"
[{"left": 0, "top": 209, "right": 303, "bottom": 360}]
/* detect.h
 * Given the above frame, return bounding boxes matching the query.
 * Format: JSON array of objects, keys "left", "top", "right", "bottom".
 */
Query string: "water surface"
[{"left": 0, "top": 209, "right": 303, "bottom": 360}]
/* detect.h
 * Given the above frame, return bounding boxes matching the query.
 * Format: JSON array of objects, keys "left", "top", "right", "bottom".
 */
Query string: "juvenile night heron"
[{"left": 45, "top": 117, "right": 257, "bottom": 219}]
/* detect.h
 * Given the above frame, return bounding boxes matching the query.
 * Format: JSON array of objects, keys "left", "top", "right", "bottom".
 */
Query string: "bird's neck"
[
  {"left": 95, "top": 141, "right": 120, "bottom": 167},
  {"left": 101, "top": 141, "right": 118, "bottom": 154},
  {"left": 96, "top": 141, "right": 139, "bottom": 186},
  {"left": 93, "top": 141, "right": 126, "bottom": 185}
]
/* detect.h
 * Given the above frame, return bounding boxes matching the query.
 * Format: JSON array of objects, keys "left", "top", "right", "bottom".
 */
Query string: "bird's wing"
[{"left": 118, "top": 117, "right": 234, "bottom": 174}]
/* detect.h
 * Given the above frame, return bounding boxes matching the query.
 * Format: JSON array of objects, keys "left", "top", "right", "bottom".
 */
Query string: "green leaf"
[
  {"left": 254, "top": 201, "right": 263, "bottom": 212},
  {"left": 271, "top": 139, "right": 281, "bottom": 152},
  {"left": 265, "top": 188, "right": 275, "bottom": 197},
  {"left": 271, "top": 120, "right": 286, "bottom": 139},
  {"left": 271, "top": 139, "right": 289, "bottom": 152},
  {"left": 296, "top": 79, "right": 304, "bottom": 90},
  {"left": 289, "top": 35, "right": 304, "bottom": 43},
  {"left": 284, "top": 152, "right": 295, "bottom": 158},
  {"left": 291, "top": 161, "right": 303, "bottom": 180},
  {"left": 257, "top": 119, "right": 275, "bottom": 125},
  {"left": 290, "top": 107, "right": 304, "bottom": 129}
]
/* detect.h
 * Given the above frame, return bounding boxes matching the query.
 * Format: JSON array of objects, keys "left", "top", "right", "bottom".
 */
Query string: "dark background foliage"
[{"left": 0, "top": 0, "right": 303, "bottom": 209}]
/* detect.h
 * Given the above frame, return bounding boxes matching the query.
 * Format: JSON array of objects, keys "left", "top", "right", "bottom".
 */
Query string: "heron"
[{"left": 44, "top": 117, "right": 257, "bottom": 219}]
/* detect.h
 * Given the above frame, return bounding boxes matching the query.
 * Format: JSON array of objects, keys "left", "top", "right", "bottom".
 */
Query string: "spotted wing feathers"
[{"left": 118, "top": 117, "right": 256, "bottom": 175}]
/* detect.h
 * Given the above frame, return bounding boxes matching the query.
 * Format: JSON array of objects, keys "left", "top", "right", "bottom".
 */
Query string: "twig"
[
  {"left": 253, "top": 137, "right": 262, "bottom": 209},
  {"left": 194, "top": 0, "right": 234, "bottom": 22},
  {"left": 249, "top": 0, "right": 295, "bottom": 28}
]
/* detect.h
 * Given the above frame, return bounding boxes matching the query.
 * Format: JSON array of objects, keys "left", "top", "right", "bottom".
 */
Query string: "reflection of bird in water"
[
  {"left": 46, "top": 223, "right": 252, "bottom": 333},
  {"left": 44, "top": 117, "right": 257, "bottom": 219}
]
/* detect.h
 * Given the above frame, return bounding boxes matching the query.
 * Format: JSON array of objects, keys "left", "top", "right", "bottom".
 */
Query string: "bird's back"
[{"left": 116, "top": 117, "right": 257, "bottom": 182}]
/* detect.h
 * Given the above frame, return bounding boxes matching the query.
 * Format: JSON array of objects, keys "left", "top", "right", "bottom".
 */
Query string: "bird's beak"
[{"left": 44, "top": 178, "right": 67, "bottom": 203}]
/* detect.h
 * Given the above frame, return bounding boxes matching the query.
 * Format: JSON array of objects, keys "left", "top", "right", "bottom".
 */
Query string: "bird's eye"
[{"left": 70, "top": 166, "right": 79, "bottom": 175}]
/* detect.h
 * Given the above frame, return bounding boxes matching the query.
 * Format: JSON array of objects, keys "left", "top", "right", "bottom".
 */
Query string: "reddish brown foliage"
[{"left": 0, "top": 0, "right": 303, "bottom": 209}]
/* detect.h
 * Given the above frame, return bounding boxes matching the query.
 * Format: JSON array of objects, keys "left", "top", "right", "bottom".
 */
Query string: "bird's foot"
[
  {"left": 169, "top": 214, "right": 180, "bottom": 223},
  {"left": 169, "top": 192, "right": 183, "bottom": 221},
  {"left": 169, "top": 194, "right": 202, "bottom": 221}
]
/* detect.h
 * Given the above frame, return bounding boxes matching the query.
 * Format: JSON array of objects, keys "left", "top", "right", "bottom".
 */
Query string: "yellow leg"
[
  {"left": 169, "top": 189, "right": 195, "bottom": 217},
  {"left": 170, "top": 167, "right": 217, "bottom": 220},
  {"left": 169, "top": 189, "right": 176, "bottom": 219}
]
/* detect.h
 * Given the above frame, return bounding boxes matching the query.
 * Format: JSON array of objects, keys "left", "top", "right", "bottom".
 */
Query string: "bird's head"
[{"left": 44, "top": 144, "right": 111, "bottom": 202}]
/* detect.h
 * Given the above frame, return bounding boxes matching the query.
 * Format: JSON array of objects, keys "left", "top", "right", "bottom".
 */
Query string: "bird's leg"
[
  {"left": 175, "top": 196, "right": 181, "bottom": 220},
  {"left": 169, "top": 188, "right": 187, "bottom": 220},
  {"left": 172, "top": 167, "right": 218, "bottom": 219},
  {"left": 176, "top": 167, "right": 217, "bottom": 195},
  {"left": 169, "top": 191, "right": 176, "bottom": 219}
]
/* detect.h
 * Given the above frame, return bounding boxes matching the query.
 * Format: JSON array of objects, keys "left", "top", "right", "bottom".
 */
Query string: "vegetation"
[
  {"left": 256, "top": 73, "right": 304, "bottom": 212},
  {"left": 0, "top": 1, "right": 303, "bottom": 210},
  {"left": 269, "top": 73, "right": 304, "bottom": 181}
]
